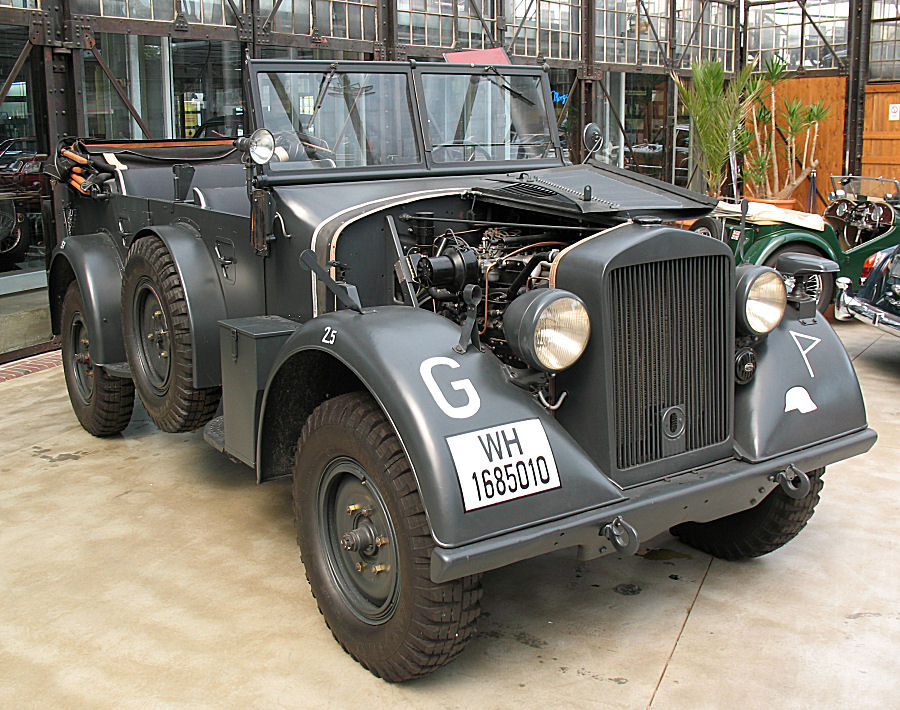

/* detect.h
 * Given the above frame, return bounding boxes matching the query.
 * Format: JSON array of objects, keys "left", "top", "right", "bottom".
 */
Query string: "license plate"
[{"left": 446, "top": 418, "right": 561, "bottom": 511}]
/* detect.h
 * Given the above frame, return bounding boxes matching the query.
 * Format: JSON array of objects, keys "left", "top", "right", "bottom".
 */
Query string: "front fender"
[
  {"left": 742, "top": 229, "right": 841, "bottom": 266},
  {"left": 49, "top": 233, "right": 126, "bottom": 366},
  {"left": 135, "top": 225, "right": 226, "bottom": 388},
  {"left": 261, "top": 306, "right": 625, "bottom": 549},
  {"left": 734, "top": 308, "right": 869, "bottom": 461}
]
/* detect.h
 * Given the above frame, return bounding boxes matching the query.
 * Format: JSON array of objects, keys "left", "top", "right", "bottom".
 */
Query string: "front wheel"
[
  {"left": 61, "top": 281, "right": 135, "bottom": 436},
  {"left": 293, "top": 392, "right": 482, "bottom": 681},
  {"left": 671, "top": 468, "right": 824, "bottom": 560},
  {"left": 765, "top": 244, "right": 834, "bottom": 313}
]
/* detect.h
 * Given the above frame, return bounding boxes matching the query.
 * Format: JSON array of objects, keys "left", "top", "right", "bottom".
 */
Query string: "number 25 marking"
[{"left": 322, "top": 326, "right": 337, "bottom": 345}]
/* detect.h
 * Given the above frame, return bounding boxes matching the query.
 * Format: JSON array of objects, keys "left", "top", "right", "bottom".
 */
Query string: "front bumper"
[
  {"left": 836, "top": 287, "right": 900, "bottom": 337},
  {"left": 430, "top": 428, "right": 876, "bottom": 582}
]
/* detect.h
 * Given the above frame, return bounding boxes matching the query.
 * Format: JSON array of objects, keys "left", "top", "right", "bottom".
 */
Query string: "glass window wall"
[
  {"left": 0, "top": 24, "right": 48, "bottom": 356},
  {"left": 398, "top": 0, "right": 495, "bottom": 49},
  {"left": 81, "top": 35, "right": 243, "bottom": 140},
  {"left": 506, "top": 0, "right": 581, "bottom": 61},
  {"left": 674, "top": 0, "right": 735, "bottom": 72},
  {"left": 746, "top": 0, "right": 848, "bottom": 71},
  {"left": 872, "top": 0, "right": 900, "bottom": 81}
]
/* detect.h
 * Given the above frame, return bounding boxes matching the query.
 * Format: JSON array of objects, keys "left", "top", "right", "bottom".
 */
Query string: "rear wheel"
[
  {"left": 122, "top": 235, "right": 220, "bottom": 432},
  {"left": 293, "top": 392, "right": 482, "bottom": 681},
  {"left": 61, "top": 281, "right": 135, "bottom": 436},
  {"left": 671, "top": 468, "right": 824, "bottom": 560},
  {"left": 765, "top": 244, "right": 834, "bottom": 313}
]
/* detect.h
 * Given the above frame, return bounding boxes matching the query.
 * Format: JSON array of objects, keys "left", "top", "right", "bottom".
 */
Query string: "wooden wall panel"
[
  {"left": 862, "top": 83, "right": 900, "bottom": 180},
  {"left": 767, "top": 75, "right": 846, "bottom": 213}
]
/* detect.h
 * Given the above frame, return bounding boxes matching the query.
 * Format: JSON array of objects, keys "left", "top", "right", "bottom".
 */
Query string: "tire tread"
[{"left": 293, "top": 392, "right": 482, "bottom": 682}]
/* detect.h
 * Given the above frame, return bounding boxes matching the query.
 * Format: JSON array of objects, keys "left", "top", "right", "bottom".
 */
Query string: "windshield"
[
  {"left": 831, "top": 175, "right": 900, "bottom": 201},
  {"left": 257, "top": 70, "right": 420, "bottom": 170},
  {"left": 420, "top": 72, "right": 557, "bottom": 163}
]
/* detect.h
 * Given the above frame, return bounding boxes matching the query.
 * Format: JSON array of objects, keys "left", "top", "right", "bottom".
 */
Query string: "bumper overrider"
[
  {"left": 430, "top": 428, "right": 875, "bottom": 582},
  {"left": 836, "top": 279, "right": 900, "bottom": 336}
]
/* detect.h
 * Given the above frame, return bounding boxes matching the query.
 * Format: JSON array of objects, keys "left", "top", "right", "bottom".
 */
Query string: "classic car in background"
[
  {"left": 836, "top": 244, "right": 900, "bottom": 336},
  {"left": 0, "top": 138, "right": 48, "bottom": 271},
  {"left": 688, "top": 176, "right": 900, "bottom": 312}
]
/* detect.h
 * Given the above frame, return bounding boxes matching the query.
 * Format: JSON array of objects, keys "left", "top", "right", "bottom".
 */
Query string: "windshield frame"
[
  {"left": 831, "top": 175, "right": 900, "bottom": 201},
  {"left": 413, "top": 63, "right": 562, "bottom": 171},
  {"left": 247, "top": 60, "right": 565, "bottom": 183},
  {"left": 247, "top": 60, "right": 427, "bottom": 176}
]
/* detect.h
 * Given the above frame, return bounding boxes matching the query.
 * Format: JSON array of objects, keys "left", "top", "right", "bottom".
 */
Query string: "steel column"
[{"left": 844, "top": 0, "right": 872, "bottom": 174}]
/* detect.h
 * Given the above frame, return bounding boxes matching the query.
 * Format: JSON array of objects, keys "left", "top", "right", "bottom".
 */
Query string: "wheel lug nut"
[
  {"left": 375, "top": 536, "right": 389, "bottom": 548},
  {"left": 153, "top": 310, "right": 162, "bottom": 318},
  {"left": 159, "top": 351, "right": 169, "bottom": 359},
  {"left": 147, "top": 333, "right": 155, "bottom": 341},
  {"left": 371, "top": 564, "right": 388, "bottom": 575},
  {"left": 355, "top": 562, "right": 367, "bottom": 572},
  {"left": 347, "top": 503, "right": 362, "bottom": 515},
  {"left": 80, "top": 338, "right": 89, "bottom": 347}
]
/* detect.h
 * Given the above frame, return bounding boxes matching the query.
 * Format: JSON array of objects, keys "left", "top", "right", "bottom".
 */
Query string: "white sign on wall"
[{"left": 889, "top": 103, "right": 900, "bottom": 121}]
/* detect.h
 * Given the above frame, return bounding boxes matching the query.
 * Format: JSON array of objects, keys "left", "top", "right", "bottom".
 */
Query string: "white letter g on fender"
[{"left": 419, "top": 356, "right": 481, "bottom": 419}]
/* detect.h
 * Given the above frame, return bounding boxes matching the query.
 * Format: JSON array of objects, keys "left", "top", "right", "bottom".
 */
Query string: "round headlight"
[
  {"left": 503, "top": 290, "right": 591, "bottom": 371},
  {"left": 247, "top": 128, "right": 275, "bottom": 165},
  {"left": 736, "top": 266, "right": 787, "bottom": 335}
]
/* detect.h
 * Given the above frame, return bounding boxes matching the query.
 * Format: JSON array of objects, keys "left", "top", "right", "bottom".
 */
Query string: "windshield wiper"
[
  {"left": 307, "top": 66, "right": 338, "bottom": 131},
  {"left": 483, "top": 67, "right": 535, "bottom": 106}
]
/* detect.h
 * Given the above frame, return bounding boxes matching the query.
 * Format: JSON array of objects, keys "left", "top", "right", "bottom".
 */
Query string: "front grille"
[{"left": 609, "top": 255, "right": 730, "bottom": 470}]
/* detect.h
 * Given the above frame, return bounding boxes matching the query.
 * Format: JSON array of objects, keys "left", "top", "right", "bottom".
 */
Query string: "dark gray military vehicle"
[{"left": 48, "top": 60, "right": 876, "bottom": 681}]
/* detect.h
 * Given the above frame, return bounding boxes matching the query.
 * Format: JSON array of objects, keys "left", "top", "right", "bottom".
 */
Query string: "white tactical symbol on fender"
[
  {"left": 785, "top": 386, "right": 818, "bottom": 414},
  {"left": 419, "top": 356, "right": 481, "bottom": 419},
  {"left": 789, "top": 331, "right": 822, "bottom": 378}
]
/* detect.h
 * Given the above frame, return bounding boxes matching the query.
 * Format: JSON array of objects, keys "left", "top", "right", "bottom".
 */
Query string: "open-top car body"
[
  {"left": 48, "top": 60, "right": 875, "bottom": 681},
  {"left": 689, "top": 176, "right": 900, "bottom": 313}
]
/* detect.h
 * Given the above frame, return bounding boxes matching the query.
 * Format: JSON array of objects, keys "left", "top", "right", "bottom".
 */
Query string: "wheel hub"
[
  {"left": 318, "top": 458, "right": 400, "bottom": 624},
  {"left": 134, "top": 282, "right": 171, "bottom": 391},
  {"left": 69, "top": 312, "right": 94, "bottom": 403}
]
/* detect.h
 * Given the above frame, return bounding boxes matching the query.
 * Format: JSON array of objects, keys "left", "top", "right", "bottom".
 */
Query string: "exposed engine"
[{"left": 400, "top": 213, "right": 576, "bottom": 366}]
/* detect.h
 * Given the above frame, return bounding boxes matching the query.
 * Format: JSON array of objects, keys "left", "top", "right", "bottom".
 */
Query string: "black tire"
[
  {"left": 122, "top": 235, "right": 220, "bottom": 433},
  {"left": 765, "top": 244, "right": 834, "bottom": 313},
  {"left": 671, "top": 468, "right": 824, "bottom": 560},
  {"left": 61, "top": 281, "right": 135, "bottom": 436},
  {"left": 293, "top": 392, "right": 482, "bottom": 682},
  {"left": 689, "top": 216, "right": 722, "bottom": 240}
]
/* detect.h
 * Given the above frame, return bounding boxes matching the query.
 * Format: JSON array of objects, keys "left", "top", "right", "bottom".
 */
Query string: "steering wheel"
[
  {"left": 272, "top": 131, "right": 334, "bottom": 162},
  {"left": 432, "top": 141, "right": 492, "bottom": 162},
  {"left": 272, "top": 130, "right": 303, "bottom": 161}
]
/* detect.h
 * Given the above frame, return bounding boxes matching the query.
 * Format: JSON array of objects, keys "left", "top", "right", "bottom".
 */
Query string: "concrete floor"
[
  {"left": 1, "top": 320, "right": 898, "bottom": 710},
  {"left": 0, "top": 287, "right": 52, "bottom": 355}
]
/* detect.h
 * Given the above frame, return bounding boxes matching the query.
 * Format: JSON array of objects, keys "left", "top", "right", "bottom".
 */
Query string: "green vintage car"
[{"left": 689, "top": 176, "right": 900, "bottom": 312}]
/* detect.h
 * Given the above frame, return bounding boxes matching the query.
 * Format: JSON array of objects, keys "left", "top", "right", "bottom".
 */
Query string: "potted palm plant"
[
  {"left": 673, "top": 61, "right": 759, "bottom": 198},
  {"left": 744, "top": 57, "right": 831, "bottom": 208}
]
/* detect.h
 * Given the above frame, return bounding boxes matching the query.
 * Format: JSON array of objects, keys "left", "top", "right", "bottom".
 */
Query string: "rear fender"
[
  {"left": 258, "top": 306, "right": 625, "bottom": 549},
  {"left": 734, "top": 309, "right": 867, "bottom": 461},
  {"left": 133, "top": 225, "right": 226, "bottom": 388},
  {"left": 49, "top": 233, "right": 125, "bottom": 366}
]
